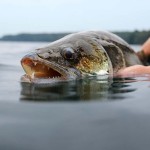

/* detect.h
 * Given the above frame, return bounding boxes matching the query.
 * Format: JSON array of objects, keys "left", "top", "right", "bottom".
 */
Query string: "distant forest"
[{"left": 0, "top": 30, "right": 150, "bottom": 44}]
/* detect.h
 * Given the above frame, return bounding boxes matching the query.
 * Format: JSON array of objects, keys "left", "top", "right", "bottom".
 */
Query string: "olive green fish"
[{"left": 21, "top": 31, "right": 142, "bottom": 83}]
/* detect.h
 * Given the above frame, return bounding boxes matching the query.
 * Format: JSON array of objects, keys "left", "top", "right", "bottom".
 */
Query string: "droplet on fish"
[
  {"left": 38, "top": 52, "right": 50, "bottom": 59},
  {"left": 96, "top": 70, "right": 108, "bottom": 75}
]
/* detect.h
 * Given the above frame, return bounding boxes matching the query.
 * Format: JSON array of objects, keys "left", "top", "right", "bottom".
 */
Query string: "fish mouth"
[{"left": 21, "top": 53, "right": 67, "bottom": 81}]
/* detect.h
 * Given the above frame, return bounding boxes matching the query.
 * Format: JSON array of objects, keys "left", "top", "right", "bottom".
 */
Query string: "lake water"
[{"left": 1, "top": 41, "right": 150, "bottom": 150}]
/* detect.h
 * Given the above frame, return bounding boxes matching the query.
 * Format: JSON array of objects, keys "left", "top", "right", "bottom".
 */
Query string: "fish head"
[{"left": 21, "top": 34, "right": 113, "bottom": 82}]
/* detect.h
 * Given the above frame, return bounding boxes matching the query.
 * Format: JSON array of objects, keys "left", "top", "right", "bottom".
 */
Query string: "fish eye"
[{"left": 62, "top": 47, "right": 74, "bottom": 60}]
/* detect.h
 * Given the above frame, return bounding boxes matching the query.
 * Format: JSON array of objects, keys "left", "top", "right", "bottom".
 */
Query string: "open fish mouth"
[{"left": 21, "top": 53, "right": 67, "bottom": 81}]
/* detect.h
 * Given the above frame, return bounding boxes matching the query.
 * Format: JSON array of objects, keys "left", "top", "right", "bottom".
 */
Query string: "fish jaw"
[{"left": 21, "top": 53, "right": 78, "bottom": 82}]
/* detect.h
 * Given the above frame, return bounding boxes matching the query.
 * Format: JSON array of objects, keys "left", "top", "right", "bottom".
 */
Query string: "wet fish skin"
[{"left": 21, "top": 31, "right": 143, "bottom": 82}]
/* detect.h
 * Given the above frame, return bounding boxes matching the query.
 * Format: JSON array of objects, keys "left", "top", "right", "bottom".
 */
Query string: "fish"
[{"left": 21, "top": 31, "right": 143, "bottom": 83}]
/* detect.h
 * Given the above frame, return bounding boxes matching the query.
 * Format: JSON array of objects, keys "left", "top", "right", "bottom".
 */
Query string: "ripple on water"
[{"left": 19, "top": 74, "right": 150, "bottom": 102}]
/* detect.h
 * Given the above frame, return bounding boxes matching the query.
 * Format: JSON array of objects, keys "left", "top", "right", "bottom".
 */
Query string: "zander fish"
[{"left": 21, "top": 31, "right": 142, "bottom": 83}]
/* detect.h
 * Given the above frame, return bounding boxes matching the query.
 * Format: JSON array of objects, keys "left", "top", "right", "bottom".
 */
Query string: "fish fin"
[{"left": 100, "top": 41, "right": 126, "bottom": 73}]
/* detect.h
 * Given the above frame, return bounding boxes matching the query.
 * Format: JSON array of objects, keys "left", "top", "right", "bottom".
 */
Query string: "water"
[{"left": 1, "top": 41, "right": 150, "bottom": 150}]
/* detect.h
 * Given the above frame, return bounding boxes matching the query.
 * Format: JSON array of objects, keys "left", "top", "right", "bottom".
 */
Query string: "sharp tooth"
[
  {"left": 34, "top": 62, "right": 37, "bottom": 66},
  {"left": 31, "top": 72, "right": 35, "bottom": 79}
]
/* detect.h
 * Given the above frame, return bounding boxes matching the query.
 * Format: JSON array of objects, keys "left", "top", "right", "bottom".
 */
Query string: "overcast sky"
[{"left": 0, "top": 0, "right": 150, "bottom": 37}]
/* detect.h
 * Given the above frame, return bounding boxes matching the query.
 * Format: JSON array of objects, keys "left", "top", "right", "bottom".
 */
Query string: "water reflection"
[{"left": 20, "top": 76, "right": 137, "bottom": 102}]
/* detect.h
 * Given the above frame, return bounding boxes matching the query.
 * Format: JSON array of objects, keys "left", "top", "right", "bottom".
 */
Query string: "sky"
[{"left": 0, "top": 0, "right": 150, "bottom": 37}]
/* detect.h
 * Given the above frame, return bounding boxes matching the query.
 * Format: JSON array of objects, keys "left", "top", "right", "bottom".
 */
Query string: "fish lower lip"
[{"left": 21, "top": 57, "right": 62, "bottom": 79}]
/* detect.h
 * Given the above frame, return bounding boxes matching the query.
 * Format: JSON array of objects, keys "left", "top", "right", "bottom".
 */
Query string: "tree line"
[
  {"left": 0, "top": 33, "right": 70, "bottom": 42},
  {"left": 114, "top": 30, "right": 150, "bottom": 44},
  {"left": 0, "top": 30, "right": 150, "bottom": 44}
]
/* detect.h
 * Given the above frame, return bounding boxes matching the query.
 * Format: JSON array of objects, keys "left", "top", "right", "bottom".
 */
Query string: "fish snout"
[
  {"left": 21, "top": 53, "right": 40, "bottom": 77},
  {"left": 21, "top": 52, "right": 63, "bottom": 79},
  {"left": 21, "top": 53, "right": 38, "bottom": 66}
]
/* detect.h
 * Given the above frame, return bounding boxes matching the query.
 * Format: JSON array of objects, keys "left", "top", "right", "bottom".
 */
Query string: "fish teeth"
[
  {"left": 47, "top": 76, "right": 60, "bottom": 79},
  {"left": 34, "top": 62, "right": 37, "bottom": 66},
  {"left": 31, "top": 72, "right": 35, "bottom": 79}
]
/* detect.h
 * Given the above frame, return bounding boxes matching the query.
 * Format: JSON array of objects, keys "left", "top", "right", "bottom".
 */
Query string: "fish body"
[{"left": 21, "top": 31, "right": 142, "bottom": 82}]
